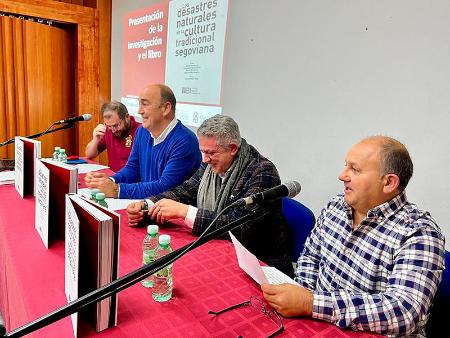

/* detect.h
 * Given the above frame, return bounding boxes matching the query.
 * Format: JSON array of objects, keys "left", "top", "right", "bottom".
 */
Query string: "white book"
[
  {"left": 65, "top": 194, "right": 120, "bottom": 335},
  {"left": 35, "top": 158, "right": 78, "bottom": 247},
  {"left": 35, "top": 160, "right": 50, "bottom": 248},
  {"left": 14, "top": 136, "right": 41, "bottom": 197},
  {"left": 229, "top": 231, "right": 299, "bottom": 286}
]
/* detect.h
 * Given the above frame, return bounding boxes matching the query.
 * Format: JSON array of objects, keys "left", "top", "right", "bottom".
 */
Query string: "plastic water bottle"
[
  {"left": 141, "top": 224, "right": 159, "bottom": 288},
  {"left": 90, "top": 188, "right": 100, "bottom": 201},
  {"left": 52, "top": 147, "right": 61, "bottom": 161},
  {"left": 95, "top": 192, "right": 108, "bottom": 208},
  {"left": 152, "top": 235, "right": 173, "bottom": 302},
  {"left": 58, "top": 149, "right": 67, "bottom": 163}
]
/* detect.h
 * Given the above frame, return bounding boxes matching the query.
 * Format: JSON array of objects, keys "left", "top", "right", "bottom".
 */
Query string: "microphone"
[
  {"left": 55, "top": 113, "right": 92, "bottom": 125},
  {"left": 240, "top": 181, "right": 301, "bottom": 206}
]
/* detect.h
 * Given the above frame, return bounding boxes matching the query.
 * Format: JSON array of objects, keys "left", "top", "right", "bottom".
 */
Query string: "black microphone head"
[
  {"left": 82, "top": 113, "right": 92, "bottom": 121},
  {"left": 284, "top": 181, "right": 301, "bottom": 198}
]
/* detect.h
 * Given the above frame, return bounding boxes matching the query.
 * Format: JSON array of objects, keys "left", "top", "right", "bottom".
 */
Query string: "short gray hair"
[
  {"left": 197, "top": 115, "right": 241, "bottom": 147},
  {"left": 101, "top": 101, "right": 128, "bottom": 119}
]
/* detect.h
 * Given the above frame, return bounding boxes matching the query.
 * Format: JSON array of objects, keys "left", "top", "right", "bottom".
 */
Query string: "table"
[{"left": 0, "top": 184, "right": 383, "bottom": 337}]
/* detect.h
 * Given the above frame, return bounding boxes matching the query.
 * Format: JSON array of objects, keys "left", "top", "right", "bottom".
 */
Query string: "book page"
[
  {"left": 65, "top": 195, "right": 80, "bottom": 337},
  {"left": 35, "top": 160, "right": 50, "bottom": 248},
  {"left": 41, "top": 159, "right": 78, "bottom": 240},
  {"left": 78, "top": 188, "right": 140, "bottom": 211},
  {"left": 14, "top": 137, "right": 24, "bottom": 198}
]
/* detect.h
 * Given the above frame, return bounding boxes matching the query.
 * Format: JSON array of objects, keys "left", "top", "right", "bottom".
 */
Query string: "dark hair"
[
  {"left": 101, "top": 101, "right": 128, "bottom": 119},
  {"left": 378, "top": 137, "right": 413, "bottom": 191},
  {"left": 158, "top": 84, "right": 176, "bottom": 113}
]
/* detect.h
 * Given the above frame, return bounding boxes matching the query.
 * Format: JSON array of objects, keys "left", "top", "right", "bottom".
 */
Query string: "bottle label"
[
  {"left": 156, "top": 266, "right": 170, "bottom": 277},
  {"left": 143, "top": 251, "right": 156, "bottom": 265}
]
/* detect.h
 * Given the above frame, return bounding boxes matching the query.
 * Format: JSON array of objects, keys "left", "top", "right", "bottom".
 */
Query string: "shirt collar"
[
  {"left": 151, "top": 118, "right": 178, "bottom": 146},
  {"left": 367, "top": 191, "right": 408, "bottom": 219}
]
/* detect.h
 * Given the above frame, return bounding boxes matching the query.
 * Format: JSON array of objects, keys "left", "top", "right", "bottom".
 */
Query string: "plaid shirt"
[
  {"left": 152, "top": 143, "right": 293, "bottom": 274},
  {"left": 295, "top": 191, "right": 445, "bottom": 337}
]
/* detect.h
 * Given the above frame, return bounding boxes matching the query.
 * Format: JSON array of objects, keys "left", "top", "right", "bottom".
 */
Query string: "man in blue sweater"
[{"left": 85, "top": 84, "right": 201, "bottom": 199}]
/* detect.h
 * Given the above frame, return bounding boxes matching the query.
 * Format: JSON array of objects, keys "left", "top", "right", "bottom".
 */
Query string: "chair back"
[
  {"left": 282, "top": 197, "right": 315, "bottom": 262},
  {"left": 426, "top": 250, "right": 450, "bottom": 336}
]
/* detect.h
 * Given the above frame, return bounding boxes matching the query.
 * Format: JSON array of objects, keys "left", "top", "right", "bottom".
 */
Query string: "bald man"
[
  {"left": 85, "top": 84, "right": 201, "bottom": 199},
  {"left": 262, "top": 136, "right": 445, "bottom": 337}
]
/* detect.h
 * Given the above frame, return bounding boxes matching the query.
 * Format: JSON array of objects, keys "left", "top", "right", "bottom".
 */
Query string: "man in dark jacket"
[{"left": 127, "top": 114, "right": 293, "bottom": 275}]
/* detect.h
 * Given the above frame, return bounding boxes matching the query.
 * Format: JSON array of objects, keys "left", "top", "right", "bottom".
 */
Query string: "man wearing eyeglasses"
[
  {"left": 261, "top": 136, "right": 445, "bottom": 337},
  {"left": 126, "top": 114, "right": 293, "bottom": 275},
  {"left": 85, "top": 100, "right": 140, "bottom": 172},
  {"left": 85, "top": 84, "right": 202, "bottom": 199}
]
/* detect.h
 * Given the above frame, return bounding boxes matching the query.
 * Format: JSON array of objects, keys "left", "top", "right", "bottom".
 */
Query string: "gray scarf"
[{"left": 197, "top": 139, "right": 252, "bottom": 212}]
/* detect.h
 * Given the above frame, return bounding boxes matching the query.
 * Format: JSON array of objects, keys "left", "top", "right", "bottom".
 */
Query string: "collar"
[
  {"left": 151, "top": 118, "right": 178, "bottom": 146},
  {"left": 366, "top": 191, "right": 408, "bottom": 219},
  {"left": 343, "top": 191, "right": 408, "bottom": 223}
]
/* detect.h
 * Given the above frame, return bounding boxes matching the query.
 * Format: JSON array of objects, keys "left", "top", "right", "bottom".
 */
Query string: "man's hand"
[
  {"left": 93, "top": 124, "right": 106, "bottom": 141},
  {"left": 261, "top": 283, "right": 313, "bottom": 317},
  {"left": 149, "top": 199, "right": 188, "bottom": 224},
  {"left": 126, "top": 201, "right": 145, "bottom": 227},
  {"left": 84, "top": 172, "right": 118, "bottom": 198}
]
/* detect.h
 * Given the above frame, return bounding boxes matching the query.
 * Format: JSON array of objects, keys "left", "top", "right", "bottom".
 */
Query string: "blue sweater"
[{"left": 112, "top": 121, "right": 201, "bottom": 199}]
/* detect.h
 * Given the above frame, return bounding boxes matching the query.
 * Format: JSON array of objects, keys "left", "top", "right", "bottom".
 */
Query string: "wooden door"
[{"left": 0, "top": 15, "right": 75, "bottom": 158}]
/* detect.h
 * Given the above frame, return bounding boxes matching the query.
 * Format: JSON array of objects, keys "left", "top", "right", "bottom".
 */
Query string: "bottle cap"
[
  {"left": 60, "top": 148, "right": 66, "bottom": 153},
  {"left": 54, "top": 146, "right": 60, "bottom": 151},
  {"left": 90, "top": 188, "right": 100, "bottom": 195},
  {"left": 147, "top": 224, "right": 159, "bottom": 235},
  {"left": 96, "top": 192, "right": 105, "bottom": 200},
  {"left": 159, "top": 234, "right": 171, "bottom": 245}
]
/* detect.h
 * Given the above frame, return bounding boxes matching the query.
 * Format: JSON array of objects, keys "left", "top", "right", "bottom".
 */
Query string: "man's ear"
[
  {"left": 229, "top": 143, "right": 239, "bottom": 156},
  {"left": 161, "top": 101, "right": 172, "bottom": 118},
  {"left": 383, "top": 174, "right": 400, "bottom": 194}
]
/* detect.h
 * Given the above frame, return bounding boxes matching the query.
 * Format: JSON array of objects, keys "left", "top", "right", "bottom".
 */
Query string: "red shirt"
[{"left": 97, "top": 116, "right": 141, "bottom": 172}]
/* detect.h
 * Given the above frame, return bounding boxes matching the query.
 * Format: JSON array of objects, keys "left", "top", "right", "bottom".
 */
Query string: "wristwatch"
[{"left": 142, "top": 199, "right": 149, "bottom": 211}]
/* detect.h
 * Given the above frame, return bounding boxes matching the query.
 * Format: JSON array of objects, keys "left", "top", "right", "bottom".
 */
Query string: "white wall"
[{"left": 112, "top": 1, "right": 450, "bottom": 248}]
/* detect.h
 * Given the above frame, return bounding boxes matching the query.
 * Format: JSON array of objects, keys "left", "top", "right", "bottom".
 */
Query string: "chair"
[
  {"left": 426, "top": 250, "right": 450, "bottom": 337},
  {"left": 281, "top": 197, "right": 316, "bottom": 263}
]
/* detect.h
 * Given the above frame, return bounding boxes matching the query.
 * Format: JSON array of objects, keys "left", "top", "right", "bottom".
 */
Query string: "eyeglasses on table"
[{"left": 208, "top": 296, "right": 284, "bottom": 338}]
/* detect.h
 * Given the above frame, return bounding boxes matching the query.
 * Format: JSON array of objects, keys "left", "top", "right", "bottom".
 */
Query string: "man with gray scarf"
[{"left": 126, "top": 115, "right": 293, "bottom": 275}]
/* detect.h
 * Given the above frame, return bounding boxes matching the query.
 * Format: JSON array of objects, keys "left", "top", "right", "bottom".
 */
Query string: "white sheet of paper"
[
  {"left": 229, "top": 232, "right": 269, "bottom": 284},
  {"left": 73, "top": 163, "right": 109, "bottom": 174},
  {"left": 0, "top": 171, "right": 14, "bottom": 185},
  {"left": 78, "top": 188, "right": 141, "bottom": 211},
  {"left": 229, "top": 231, "right": 299, "bottom": 286}
]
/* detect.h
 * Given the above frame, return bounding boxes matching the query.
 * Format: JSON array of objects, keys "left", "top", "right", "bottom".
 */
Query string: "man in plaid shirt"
[{"left": 262, "top": 136, "right": 445, "bottom": 337}]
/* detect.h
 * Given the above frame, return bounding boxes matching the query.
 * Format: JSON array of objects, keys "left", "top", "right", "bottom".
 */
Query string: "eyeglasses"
[
  {"left": 200, "top": 146, "right": 229, "bottom": 158},
  {"left": 208, "top": 296, "right": 284, "bottom": 338},
  {"left": 105, "top": 120, "right": 123, "bottom": 131}
]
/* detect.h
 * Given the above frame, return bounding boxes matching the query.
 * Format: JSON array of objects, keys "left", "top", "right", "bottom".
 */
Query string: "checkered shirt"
[{"left": 295, "top": 191, "right": 445, "bottom": 337}]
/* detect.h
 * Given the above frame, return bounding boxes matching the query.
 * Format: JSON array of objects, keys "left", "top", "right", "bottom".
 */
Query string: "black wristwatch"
[{"left": 142, "top": 199, "right": 149, "bottom": 211}]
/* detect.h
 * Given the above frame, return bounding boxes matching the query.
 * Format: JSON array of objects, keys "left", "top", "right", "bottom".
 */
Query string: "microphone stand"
[
  {"left": 0, "top": 123, "right": 75, "bottom": 148},
  {"left": 3, "top": 206, "right": 264, "bottom": 338}
]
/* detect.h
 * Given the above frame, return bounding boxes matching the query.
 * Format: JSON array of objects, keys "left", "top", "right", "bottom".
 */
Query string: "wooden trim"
[
  {"left": 0, "top": 0, "right": 111, "bottom": 158},
  {"left": 0, "top": 0, "right": 95, "bottom": 26}
]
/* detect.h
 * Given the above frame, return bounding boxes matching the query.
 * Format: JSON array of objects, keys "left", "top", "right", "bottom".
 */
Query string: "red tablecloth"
[{"left": 0, "top": 184, "right": 383, "bottom": 338}]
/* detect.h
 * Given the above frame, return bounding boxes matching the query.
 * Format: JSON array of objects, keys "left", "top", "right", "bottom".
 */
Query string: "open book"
[
  {"left": 14, "top": 136, "right": 41, "bottom": 197},
  {"left": 229, "top": 232, "right": 299, "bottom": 286},
  {"left": 65, "top": 194, "right": 120, "bottom": 336},
  {"left": 35, "top": 158, "right": 78, "bottom": 248}
]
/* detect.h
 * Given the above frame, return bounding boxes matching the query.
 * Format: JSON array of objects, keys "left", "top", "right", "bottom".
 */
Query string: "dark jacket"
[{"left": 152, "top": 144, "right": 293, "bottom": 275}]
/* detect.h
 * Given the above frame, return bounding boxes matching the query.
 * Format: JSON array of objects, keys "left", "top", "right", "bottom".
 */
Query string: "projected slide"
[{"left": 122, "top": 0, "right": 228, "bottom": 127}]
